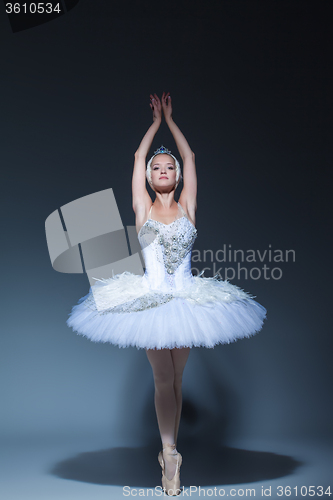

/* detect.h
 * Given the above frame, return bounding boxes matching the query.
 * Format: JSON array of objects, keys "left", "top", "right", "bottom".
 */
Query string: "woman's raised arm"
[
  {"left": 162, "top": 92, "right": 197, "bottom": 215},
  {"left": 132, "top": 94, "right": 161, "bottom": 212}
]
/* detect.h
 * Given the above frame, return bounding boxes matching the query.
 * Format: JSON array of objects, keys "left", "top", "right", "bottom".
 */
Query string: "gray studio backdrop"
[{"left": 1, "top": 0, "right": 332, "bottom": 449}]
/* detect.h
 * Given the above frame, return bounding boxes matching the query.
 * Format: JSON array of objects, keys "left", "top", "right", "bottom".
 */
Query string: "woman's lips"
[{"left": 160, "top": 176, "right": 168, "bottom": 179}]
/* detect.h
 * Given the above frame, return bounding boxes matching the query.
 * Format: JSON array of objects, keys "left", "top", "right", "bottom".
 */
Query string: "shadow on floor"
[{"left": 50, "top": 438, "right": 303, "bottom": 487}]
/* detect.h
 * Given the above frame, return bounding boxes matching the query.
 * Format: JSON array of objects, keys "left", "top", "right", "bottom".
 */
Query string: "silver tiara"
[{"left": 153, "top": 145, "right": 172, "bottom": 156}]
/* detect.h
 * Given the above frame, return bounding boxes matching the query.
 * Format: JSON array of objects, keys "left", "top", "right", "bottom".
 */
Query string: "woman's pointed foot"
[{"left": 158, "top": 443, "right": 182, "bottom": 496}]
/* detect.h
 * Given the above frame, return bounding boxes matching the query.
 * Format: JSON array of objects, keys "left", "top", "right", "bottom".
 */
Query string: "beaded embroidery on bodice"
[{"left": 138, "top": 202, "right": 197, "bottom": 292}]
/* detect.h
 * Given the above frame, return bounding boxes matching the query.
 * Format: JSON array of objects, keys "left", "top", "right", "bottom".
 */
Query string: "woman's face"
[{"left": 150, "top": 154, "right": 177, "bottom": 191}]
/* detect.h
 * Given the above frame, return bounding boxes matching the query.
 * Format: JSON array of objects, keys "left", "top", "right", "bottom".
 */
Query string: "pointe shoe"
[{"left": 158, "top": 443, "right": 182, "bottom": 496}]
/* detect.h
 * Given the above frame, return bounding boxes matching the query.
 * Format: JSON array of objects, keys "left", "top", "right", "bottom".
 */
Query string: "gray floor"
[{"left": 1, "top": 435, "right": 332, "bottom": 499}]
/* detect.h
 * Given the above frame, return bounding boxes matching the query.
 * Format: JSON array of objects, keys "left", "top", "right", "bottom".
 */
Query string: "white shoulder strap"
[{"left": 178, "top": 202, "right": 187, "bottom": 218}]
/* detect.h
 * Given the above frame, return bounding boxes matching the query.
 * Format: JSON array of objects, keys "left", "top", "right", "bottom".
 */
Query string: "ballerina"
[
  {"left": 133, "top": 92, "right": 197, "bottom": 495},
  {"left": 67, "top": 92, "right": 267, "bottom": 496}
]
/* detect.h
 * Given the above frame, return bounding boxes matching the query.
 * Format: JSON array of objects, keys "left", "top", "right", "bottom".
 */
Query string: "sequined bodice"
[{"left": 138, "top": 203, "right": 197, "bottom": 293}]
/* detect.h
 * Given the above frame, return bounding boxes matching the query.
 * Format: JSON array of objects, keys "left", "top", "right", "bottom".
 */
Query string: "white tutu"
[{"left": 67, "top": 203, "right": 267, "bottom": 349}]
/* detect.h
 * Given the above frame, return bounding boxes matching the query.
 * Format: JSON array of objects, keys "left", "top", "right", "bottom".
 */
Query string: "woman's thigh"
[
  {"left": 145, "top": 347, "right": 191, "bottom": 382},
  {"left": 171, "top": 348, "right": 191, "bottom": 380},
  {"left": 146, "top": 348, "right": 175, "bottom": 383}
]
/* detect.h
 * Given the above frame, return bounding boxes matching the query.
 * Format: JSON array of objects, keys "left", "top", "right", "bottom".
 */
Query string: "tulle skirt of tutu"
[{"left": 67, "top": 272, "right": 267, "bottom": 350}]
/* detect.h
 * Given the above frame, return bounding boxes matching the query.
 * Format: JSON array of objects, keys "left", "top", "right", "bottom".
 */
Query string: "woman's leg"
[
  {"left": 146, "top": 348, "right": 176, "bottom": 446},
  {"left": 146, "top": 347, "right": 190, "bottom": 480},
  {"left": 170, "top": 347, "right": 190, "bottom": 445}
]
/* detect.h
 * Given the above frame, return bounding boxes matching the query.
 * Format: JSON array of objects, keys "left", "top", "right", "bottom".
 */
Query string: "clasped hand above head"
[
  {"left": 150, "top": 92, "right": 173, "bottom": 123},
  {"left": 134, "top": 90, "right": 193, "bottom": 166}
]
